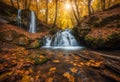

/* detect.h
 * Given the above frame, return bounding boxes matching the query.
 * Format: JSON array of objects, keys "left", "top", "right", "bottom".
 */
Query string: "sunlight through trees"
[{"left": 2, "top": 0, "right": 120, "bottom": 29}]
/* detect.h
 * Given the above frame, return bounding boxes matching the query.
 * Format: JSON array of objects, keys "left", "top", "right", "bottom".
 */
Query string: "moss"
[
  {"left": 85, "top": 33, "right": 120, "bottom": 49},
  {"left": 85, "top": 36, "right": 106, "bottom": 49},
  {"left": 93, "top": 38, "right": 106, "bottom": 48},
  {"left": 34, "top": 57, "right": 48, "bottom": 65},
  {"left": 106, "top": 33, "right": 120, "bottom": 48},
  {"left": 29, "top": 40, "right": 40, "bottom": 49}
]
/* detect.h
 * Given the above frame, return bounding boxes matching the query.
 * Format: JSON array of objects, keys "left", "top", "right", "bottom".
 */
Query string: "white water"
[
  {"left": 43, "top": 29, "right": 83, "bottom": 50},
  {"left": 29, "top": 11, "right": 36, "bottom": 33},
  {"left": 17, "top": 9, "right": 21, "bottom": 27}
]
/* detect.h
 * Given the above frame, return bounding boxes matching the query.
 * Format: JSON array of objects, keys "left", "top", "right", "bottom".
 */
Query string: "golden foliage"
[
  {"left": 70, "top": 67, "right": 78, "bottom": 73},
  {"left": 53, "top": 60, "right": 60, "bottom": 63},
  {"left": 63, "top": 72, "right": 75, "bottom": 82}
]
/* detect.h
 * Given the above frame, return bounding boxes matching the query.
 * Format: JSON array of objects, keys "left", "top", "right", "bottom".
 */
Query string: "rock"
[
  {"left": 34, "top": 56, "right": 48, "bottom": 65},
  {"left": 85, "top": 32, "right": 120, "bottom": 49},
  {"left": 0, "top": 30, "right": 18, "bottom": 42},
  {"left": 16, "top": 35, "right": 30, "bottom": 46},
  {"left": 28, "top": 40, "right": 40, "bottom": 49}
]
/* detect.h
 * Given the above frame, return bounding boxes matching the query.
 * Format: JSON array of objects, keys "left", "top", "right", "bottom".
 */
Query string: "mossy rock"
[
  {"left": 85, "top": 36, "right": 106, "bottom": 49},
  {"left": 72, "top": 26, "right": 90, "bottom": 38},
  {"left": 85, "top": 32, "right": 120, "bottom": 49},
  {"left": 28, "top": 39, "right": 40, "bottom": 49},
  {"left": 106, "top": 32, "right": 120, "bottom": 48},
  {"left": 16, "top": 35, "right": 30, "bottom": 46},
  {"left": 28, "top": 53, "right": 48, "bottom": 65},
  {"left": 34, "top": 57, "right": 48, "bottom": 65}
]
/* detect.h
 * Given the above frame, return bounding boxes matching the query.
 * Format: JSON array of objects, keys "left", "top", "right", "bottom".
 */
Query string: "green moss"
[
  {"left": 106, "top": 33, "right": 120, "bottom": 48},
  {"left": 85, "top": 32, "right": 120, "bottom": 49},
  {"left": 29, "top": 40, "right": 40, "bottom": 49},
  {"left": 85, "top": 36, "right": 106, "bottom": 49},
  {"left": 34, "top": 57, "right": 48, "bottom": 65}
]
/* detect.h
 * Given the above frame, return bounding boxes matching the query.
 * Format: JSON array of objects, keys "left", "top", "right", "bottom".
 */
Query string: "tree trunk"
[
  {"left": 28, "top": 0, "right": 32, "bottom": 10},
  {"left": 10, "top": 0, "right": 15, "bottom": 8},
  {"left": 17, "top": 0, "right": 20, "bottom": 9},
  {"left": 88, "top": 0, "right": 92, "bottom": 16},
  {"left": 52, "top": 0, "right": 58, "bottom": 28},
  {"left": 108, "top": 0, "right": 111, "bottom": 8},
  {"left": 74, "top": 0, "right": 81, "bottom": 24},
  {"left": 70, "top": 0, "right": 80, "bottom": 26},
  {"left": 45, "top": 0, "right": 49, "bottom": 24},
  {"left": 101, "top": 0, "right": 105, "bottom": 11},
  {"left": 36, "top": 0, "right": 39, "bottom": 16}
]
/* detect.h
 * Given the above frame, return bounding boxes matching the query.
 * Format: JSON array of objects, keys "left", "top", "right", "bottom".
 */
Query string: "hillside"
[{"left": 74, "top": 4, "right": 120, "bottom": 49}]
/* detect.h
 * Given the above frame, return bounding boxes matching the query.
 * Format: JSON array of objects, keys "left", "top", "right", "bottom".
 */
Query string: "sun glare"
[{"left": 65, "top": 3, "right": 71, "bottom": 10}]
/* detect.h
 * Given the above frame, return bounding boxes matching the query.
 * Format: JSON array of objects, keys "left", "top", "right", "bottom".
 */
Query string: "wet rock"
[
  {"left": 28, "top": 40, "right": 40, "bottom": 49},
  {"left": 16, "top": 35, "right": 30, "bottom": 46},
  {"left": 85, "top": 32, "right": 120, "bottom": 49}
]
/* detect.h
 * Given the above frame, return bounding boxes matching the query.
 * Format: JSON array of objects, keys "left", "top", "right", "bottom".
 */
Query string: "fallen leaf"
[
  {"left": 45, "top": 77, "right": 53, "bottom": 82},
  {"left": 53, "top": 60, "right": 60, "bottom": 63},
  {"left": 63, "top": 72, "right": 75, "bottom": 82},
  {"left": 49, "top": 67, "right": 56, "bottom": 72},
  {"left": 21, "top": 75, "right": 31, "bottom": 82},
  {"left": 70, "top": 67, "right": 78, "bottom": 73}
]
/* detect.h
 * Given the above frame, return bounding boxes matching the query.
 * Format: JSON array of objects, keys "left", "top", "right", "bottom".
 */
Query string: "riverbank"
[{"left": 0, "top": 22, "right": 119, "bottom": 82}]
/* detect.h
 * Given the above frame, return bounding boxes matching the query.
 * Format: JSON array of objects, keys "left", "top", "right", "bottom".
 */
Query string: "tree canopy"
[{"left": 2, "top": 0, "right": 120, "bottom": 29}]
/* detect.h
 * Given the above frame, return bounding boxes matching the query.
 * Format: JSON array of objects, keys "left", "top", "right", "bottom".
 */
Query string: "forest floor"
[{"left": 0, "top": 22, "right": 120, "bottom": 82}]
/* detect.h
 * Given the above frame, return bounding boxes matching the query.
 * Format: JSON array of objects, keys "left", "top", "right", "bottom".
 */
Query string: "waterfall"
[
  {"left": 17, "top": 9, "right": 21, "bottom": 27},
  {"left": 43, "top": 29, "right": 82, "bottom": 49},
  {"left": 29, "top": 11, "right": 36, "bottom": 33}
]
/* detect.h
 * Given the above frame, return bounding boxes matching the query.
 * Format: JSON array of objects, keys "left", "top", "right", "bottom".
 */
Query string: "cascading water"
[
  {"left": 17, "top": 9, "right": 21, "bottom": 27},
  {"left": 29, "top": 11, "right": 36, "bottom": 33},
  {"left": 43, "top": 29, "right": 83, "bottom": 50}
]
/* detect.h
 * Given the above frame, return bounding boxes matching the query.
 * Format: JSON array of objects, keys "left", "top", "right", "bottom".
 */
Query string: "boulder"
[
  {"left": 85, "top": 32, "right": 120, "bottom": 49},
  {"left": 16, "top": 35, "right": 30, "bottom": 46},
  {"left": 0, "top": 30, "right": 18, "bottom": 42},
  {"left": 28, "top": 39, "right": 40, "bottom": 49}
]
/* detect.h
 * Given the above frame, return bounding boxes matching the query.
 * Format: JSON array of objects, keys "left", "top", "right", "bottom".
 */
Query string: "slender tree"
[
  {"left": 70, "top": 0, "right": 80, "bottom": 26},
  {"left": 17, "top": 0, "right": 20, "bottom": 9},
  {"left": 88, "top": 0, "right": 92, "bottom": 16},
  {"left": 10, "top": 0, "right": 15, "bottom": 7},
  {"left": 45, "top": 0, "right": 49, "bottom": 24},
  {"left": 101, "top": 0, "right": 105, "bottom": 11},
  {"left": 74, "top": 0, "right": 81, "bottom": 21},
  {"left": 52, "top": 0, "right": 58, "bottom": 28},
  {"left": 36, "top": 0, "right": 39, "bottom": 16}
]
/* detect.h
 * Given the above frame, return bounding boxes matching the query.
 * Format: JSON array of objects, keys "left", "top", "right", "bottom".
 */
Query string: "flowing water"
[
  {"left": 17, "top": 9, "right": 21, "bottom": 27},
  {"left": 29, "top": 11, "right": 36, "bottom": 33},
  {"left": 43, "top": 29, "right": 83, "bottom": 50},
  {"left": 17, "top": 9, "right": 36, "bottom": 33}
]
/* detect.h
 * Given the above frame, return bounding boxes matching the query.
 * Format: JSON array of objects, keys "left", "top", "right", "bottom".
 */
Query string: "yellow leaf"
[
  {"left": 63, "top": 72, "right": 75, "bottom": 82},
  {"left": 21, "top": 75, "right": 31, "bottom": 82},
  {"left": 45, "top": 77, "right": 53, "bottom": 82},
  {"left": 29, "top": 68, "right": 33, "bottom": 73},
  {"left": 0, "top": 72, "right": 12, "bottom": 80},
  {"left": 53, "top": 60, "right": 60, "bottom": 63},
  {"left": 39, "top": 55, "right": 45, "bottom": 59},
  {"left": 49, "top": 67, "right": 56, "bottom": 72},
  {"left": 70, "top": 67, "right": 78, "bottom": 73},
  {"left": 79, "top": 62, "right": 84, "bottom": 66},
  {"left": 89, "top": 60, "right": 95, "bottom": 63}
]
